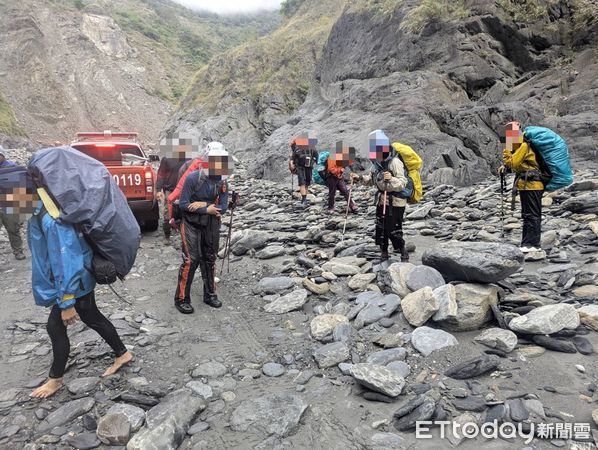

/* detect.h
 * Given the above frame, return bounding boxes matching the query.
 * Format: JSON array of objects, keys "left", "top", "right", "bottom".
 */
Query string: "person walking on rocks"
[
  {"left": 499, "top": 121, "right": 544, "bottom": 253},
  {"left": 325, "top": 141, "right": 358, "bottom": 213},
  {"left": 352, "top": 130, "right": 409, "bottom": 262},
  {"left": 19, "top": 174, "right": 133, "bottom": 398},
  {"left": 174, "top": 142, "right": 230, "bottom": 313},
  {"left": 289, "top": 136, "right": 318, "bottom": 206},
  {"left": 157, "top": 135, "right": 194, "bottom": 244},
  {"left": 0, "top": 149, "right": 26, "bottom": 260}
]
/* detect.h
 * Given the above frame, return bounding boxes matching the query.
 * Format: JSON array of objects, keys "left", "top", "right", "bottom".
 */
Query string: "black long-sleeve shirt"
[
  {"left": 156, "top": 157, "right": 190, "bottom": 191},
  {"left": 179, "top": 170, "right": 228, "bottom": 215}
]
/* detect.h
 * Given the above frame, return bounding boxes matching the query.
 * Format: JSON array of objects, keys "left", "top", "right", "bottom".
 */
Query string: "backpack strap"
[{"left": 37, "top": 187, "right": 60, "bottom": 219}]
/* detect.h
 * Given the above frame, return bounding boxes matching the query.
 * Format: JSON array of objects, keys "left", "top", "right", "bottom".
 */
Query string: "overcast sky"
[{"left": 173, "top": 0, "right": 283, "bottom": 14}]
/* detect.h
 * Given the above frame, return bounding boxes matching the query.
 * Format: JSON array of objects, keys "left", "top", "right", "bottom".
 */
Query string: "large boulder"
[
  {"left": 38, "top": 397, "right": 95, "bottom": 433},
  {"left": 386, "top": 263, "right": 415, "bottom": 297},
  {"left": 97, "top": 413, "right": 131, "bottom": 445},
  {"left": 352, "top": 292, "right": 401, "bottom": 329},
  {"left": 312, "top": 342, "right": 351, "bottom": 368},
  {"left": 411, "top": 326, "right": 458, "bottom": 356},
  {"left": 231, "top": 230, "right": 272, "bottom": 256},
  {"left": 349, "top": 363, "right": 405, "bottom": 397},
  {"left": 401, "top": 287, "right": 439, "bottom": 327},
  {"left": 561, "top": 192, "right": 598, "bottom": 214},
  {"left": 435, "top": 283, "right": 499, "bottom": 332},
  {"left": 422, "top": 242, "right": 523, "bottom": 283},
  {"left": 508, "top": 304, "right": 580, "bottom": 335},
  {"left": 264, "top": 289, "right": 308, "bottom": 314},
  {"left": 405, "top": 265, "right": 445, "bottom": 291},
  {"left": 310, "top": 314, "right": 349, "bottom": 340},
  {"left": 229, "top": 393, "right": 308, "bottom": 438},
  {"left": 126, "top": 389, "right": 207, "bottom": 450}
]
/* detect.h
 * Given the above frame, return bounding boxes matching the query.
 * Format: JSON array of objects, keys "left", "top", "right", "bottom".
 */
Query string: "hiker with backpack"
[
  {"left": 499, "top": 121, "right": 573, "bottom": 253},
  {"left": 174, "top": 142, "right": 230, "bottom": 313},
  {"left": 156, "top": 135, "right": 194, "bottom": 244},
  {"left": 352, "top": 130, "right": 423, "bottom": 262},
  {"left": 0, "top": 150, "right": 26, "bottom": 260},
  {"left": 315, "top": 141, "right": 358, "bottom": 213},
  {"left": 9, "top": 161, "right": 133, "bottom": 398},
  {"left": 289, "top": 136, "right": 318, "bottom": 206}
]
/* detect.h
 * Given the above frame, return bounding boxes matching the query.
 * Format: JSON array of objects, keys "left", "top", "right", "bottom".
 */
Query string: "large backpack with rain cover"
[
  {"left": 313, "top": 151, "right": 330, "bottom": 185},
  {"left": 28, "top": 146, "right": 141, "bottom": 283},
  {"left": 523, "top": 126, "right": 573, "bottom": 192},
  {"left": 391, "top": 142, "right": 423, "bottom": 204}
]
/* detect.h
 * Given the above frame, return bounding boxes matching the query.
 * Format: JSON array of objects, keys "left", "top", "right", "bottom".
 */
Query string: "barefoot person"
[{"left": 18, "top": 174, "right": 132, "bottom": 398}]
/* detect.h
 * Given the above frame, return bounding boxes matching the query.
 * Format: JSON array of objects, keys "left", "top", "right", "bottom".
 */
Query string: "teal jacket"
[{"left": 27, "top": 208, "right": 96, "bottom": 309}]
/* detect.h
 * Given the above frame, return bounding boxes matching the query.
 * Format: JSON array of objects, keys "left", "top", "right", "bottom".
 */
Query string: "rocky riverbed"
[{"left": 0, "top": 156, "right": 597, "bottom": 449}]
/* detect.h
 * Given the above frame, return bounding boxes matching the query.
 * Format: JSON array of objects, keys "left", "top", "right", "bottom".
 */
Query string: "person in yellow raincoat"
[{"left": 499, "top": 121, "right": 544, "bottom": 252}]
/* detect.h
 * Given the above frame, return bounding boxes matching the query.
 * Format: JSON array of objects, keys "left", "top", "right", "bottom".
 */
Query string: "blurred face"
[
  {"left": 208, "top": 155, "right": 233, "bottom": 179},
  {"left": 0, "top": 186, "right": 40, "bottom": 219},
  {"left": 334, "top": 141, "right": 356, "bottom": 168},
  {"left": 369, "top": 140, "right": 390, "bottom": 162},
  {"left": 294, "top": 135, "right": 317, "bottom": 152},
  {"left": 503, "top": 121, "right": 523, "bottom": 151},
  {"left": 159, "top": 134, "right": 200, "bottom": 159},
  {"left": 0, "top": 154, "right": 5, "bottom": 164}
]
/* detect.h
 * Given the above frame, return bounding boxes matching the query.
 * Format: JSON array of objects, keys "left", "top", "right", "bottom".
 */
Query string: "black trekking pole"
[
  {"left": 291, "top": 171, "right": 294, "bottom": 200},
  {"left": 220, "top": 191, "right": 239, "bottom": 276}
]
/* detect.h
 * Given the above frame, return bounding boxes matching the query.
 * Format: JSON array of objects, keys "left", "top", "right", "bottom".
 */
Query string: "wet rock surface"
[{"left": 0, "top": 162, "right": 597, "bottom": 449}]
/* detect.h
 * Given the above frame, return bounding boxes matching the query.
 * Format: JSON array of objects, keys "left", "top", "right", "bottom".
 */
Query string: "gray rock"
[
  {"left": 321, "top": 259, "right": 361, "bottom": 276},
  {"left": 366, "top": 348, "right": 407, "bottom": 365},
  {"left": 406, "top": 265, "right": 445, "bottom": 291},
  {"left": 311, "top": 314, "right": 349, "bottom": 340},
  {"left": 561, "top": 192, "right": 598, "bottom": 214},
  {"left": 232, "top": 230, "right": 271, "bottom": 255},
  {"left": 229, "top": 393, "right": 308, "bottom": 438},
  {"left": 444, "top": 355, "right": 500, "bottom": 379},
  {"left": 66, "top": 377, "right": 100, "bottom": 395},
  {"left": 401, "top": 287, "right": 439, "bottom": 327},
  {"left": 127, "top": 389, "right": 208, "bottom": 450},
  {"left": 386, "top": 262, "right": 415, "bottom": 297},
  {"left": 386, "top": 361, "right": 411, "bottom": 378},
  {"left": 508, "top": 398, "right": 529, "bottom": 422},
  {"left": 192, "top": 361, "right": 228, "bottom": 378},
  {"left": 394, "top": 398, "right": 436, "bottom": 431},
  {"left": 348, "top": 272, "right": 377, "bottom": 291},
  {"left": 508, "top": 304, "right": 580, "bottom": 335},
  {"left": 256, "top": 245, "right": 286, "bottom": 259},
  {"left": 349, "top": 363, "right": 405, "bottom": 397},
  {"left": 332, "top": 322, "right": 352, "bottom": 343},
  {"left": 65, "top": 433, "right": 101, "bottom": 450},
  {"left": 474, "top": 328, "right": 518, "bottom": 353},
  {"left": 39, "top": 397, "right": 95, "bottom": 432},
  {"left": 452, "top": 397, "right": 486, "bottom": 412},
  {"left": 256, "top": 277, "right": 295, "bottom": 294},
  {"left": 354, "top": 293, "right": 401, "bottom": 329},
  {"left": 262, "top": 362, "right": 285, "bottom": 377},
  {"left": 264, "top": 289, "right": 308, "bottom": 314},
  {"left": 422, "top": 242, "right": 523, "bottom": 283},
  {"left": 431, "top": 284, "right": 458, "bottom": 322},
  {"left": 185, "top": 381, "right": 214, "bottom": 401},
  {"left": 97, "top": 413, "right": 131, "bottom": 445},
  {"left": 187, "top": 421, "right": 210, "bottom": 435},
  {"left": 411, "top": 326, "right": 458, "bottom": 356},
  {"left": 436, "top": 283, "right": 498, "bottom": 332},
  {"left": 312, "top": 342, "right": 350, "bottom": 368},
  {"left": 106, "top": 404, "right": 145, "bottom": 433},
  {"left": 370, "top": 432, "right": 407, "bottom": 450}
]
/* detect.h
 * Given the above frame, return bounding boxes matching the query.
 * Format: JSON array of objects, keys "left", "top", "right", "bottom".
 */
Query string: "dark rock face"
[
  {"left": 444, "top": 355, "right": 501, "bottom": 379},
  {"left": 421, "top": 242, "right": 523, "bottom": 283}
]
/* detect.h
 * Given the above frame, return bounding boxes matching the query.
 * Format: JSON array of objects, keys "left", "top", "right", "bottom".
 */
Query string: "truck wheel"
[{"left": 142, "top": 204, "right": 160, "bottom": 232}]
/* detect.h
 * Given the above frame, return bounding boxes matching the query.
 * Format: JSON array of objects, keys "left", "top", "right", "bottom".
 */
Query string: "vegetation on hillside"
[
  {"left": 0, "top": 91, "right": 25, "bottom": 137},
  {"left": 46, "top": 0, "right": 279, "bottom": 102},
  {"left": 400, "top": 0, "right": 469, "bottom": 33},
  {"left": 183, "top": 0, "right": 347, "bottom": 118}
]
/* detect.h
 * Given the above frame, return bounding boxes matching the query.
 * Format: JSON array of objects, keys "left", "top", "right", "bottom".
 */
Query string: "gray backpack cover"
[{"left": 28, "top": 146, "right": 141, "bottom": 279}]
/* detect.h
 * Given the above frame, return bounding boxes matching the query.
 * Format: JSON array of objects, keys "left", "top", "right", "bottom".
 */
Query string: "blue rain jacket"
[{"left": 27, "top": 207, "right": 96, "bottom": 309}]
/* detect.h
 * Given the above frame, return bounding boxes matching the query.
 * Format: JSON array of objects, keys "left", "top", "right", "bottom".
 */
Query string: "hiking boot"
[
  {"left": 14, "top": 251, "right": 25, "bottom": 260},
  {"left": 174, "top": 300, "right": 194, "bottom": 314},
  {"left": 350, "top": 205, "right": 358, "bottom": 214},
  {"left": 380, "top": 251, "right": 390, "bottom": 262},
  {"left": 520, "top": 246, "right": 540, "bottom": 253},
  {"left": 204, "top": 295, "right": 222, "bottom": 308},
  {"left": 327, "top": 208, "right": 335, "bottom": 213}
]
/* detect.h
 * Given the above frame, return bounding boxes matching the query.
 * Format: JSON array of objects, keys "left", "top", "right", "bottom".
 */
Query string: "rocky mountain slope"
[
  {"left": 168, "top": 0, "right": 598, "bottom": 185},
  {"left": 0, "top": 0, "right": 277, "bottom": 146}
]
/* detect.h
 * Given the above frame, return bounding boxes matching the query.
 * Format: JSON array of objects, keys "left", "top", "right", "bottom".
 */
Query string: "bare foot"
[
  {"left": 102, "top": 351, "right": 133, "bottom": 377},
  {"left": 30, "top": 378, "right": 63, "bottom": 399}
]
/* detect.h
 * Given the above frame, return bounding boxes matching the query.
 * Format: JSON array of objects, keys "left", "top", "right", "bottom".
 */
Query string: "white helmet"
[{"left": 206, "top": 141, "right": 227, "bottom": 157}]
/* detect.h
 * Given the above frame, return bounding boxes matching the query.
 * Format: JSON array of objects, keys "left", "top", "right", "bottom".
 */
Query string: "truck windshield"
[{"left": 71, "top": 144, "right": 144, "bottom": 164}]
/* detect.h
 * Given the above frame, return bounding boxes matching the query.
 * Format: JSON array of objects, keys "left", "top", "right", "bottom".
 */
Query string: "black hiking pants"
[
  {"left": 520, "top": 190, "right": 542, "bottom": 247},
  {"left": 375, "top": 205, "right": 406, "bottom": 252},
  {"left": 162, "top": 189, "right": 172, "bottom": 238},
  {"left": 326, "top": 176, "right": 356, "bottom": 210},
  {"left": 47, "top": 291, "right": 127, "bottom": 378},
  {"left": 175, "top": 215, "right": 220, "bottom": 303}
]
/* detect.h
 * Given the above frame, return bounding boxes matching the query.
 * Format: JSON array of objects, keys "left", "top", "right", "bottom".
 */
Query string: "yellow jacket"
[{"left": 503, "top": 142, "right": 544, "bottom": 191}]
